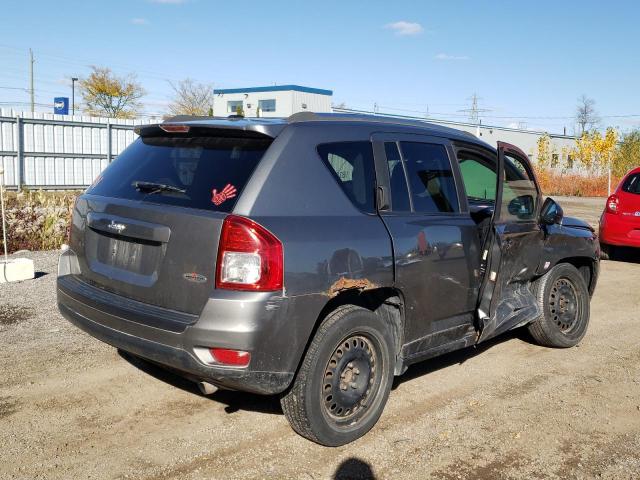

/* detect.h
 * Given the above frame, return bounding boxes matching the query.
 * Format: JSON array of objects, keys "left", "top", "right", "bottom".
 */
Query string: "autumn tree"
[
  {"left": 79, "top": 66, "right": 145, "bottom": 118},
  {"left": 575, "top": 94, "right": 600, "bottom": 135},
  {"left": 168, "top": 78, "right": 214, "bottom": 116},
  {"left": 614, "top": 130, "right": 640, "bottom": 177},
  {"left": 536, "top": 133, "right": 552, "bottom": 170},
  {"left": 572, "top": 127, "right": 618, "bottom": 174}
]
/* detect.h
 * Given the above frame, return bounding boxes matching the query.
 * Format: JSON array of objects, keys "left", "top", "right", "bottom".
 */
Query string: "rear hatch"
[{"left": 71, "top": 126, "right": 272, "bottom": 315}]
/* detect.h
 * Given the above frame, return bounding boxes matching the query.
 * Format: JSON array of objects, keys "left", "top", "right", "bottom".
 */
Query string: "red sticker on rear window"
[{"left": 212, "top": 184, "right": 237, "bottom": 206}]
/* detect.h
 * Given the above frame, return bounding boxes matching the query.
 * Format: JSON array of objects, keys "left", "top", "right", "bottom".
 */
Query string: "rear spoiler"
[{"left": 134, "top": 118, "right": 286, "bottom": 139}]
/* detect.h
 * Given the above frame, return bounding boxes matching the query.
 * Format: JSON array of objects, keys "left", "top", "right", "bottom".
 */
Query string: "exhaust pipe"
[{"left": 197, "top": 381, "right": 219, "bottom": 396}]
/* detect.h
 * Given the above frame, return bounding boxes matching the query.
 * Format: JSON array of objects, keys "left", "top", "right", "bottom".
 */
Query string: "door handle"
[{"left": 376, "top": 186, "right": 389, "bottom": 211}]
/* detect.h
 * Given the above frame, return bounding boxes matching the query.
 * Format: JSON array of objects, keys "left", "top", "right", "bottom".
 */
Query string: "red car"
[{"left": 600, "top": 166, "right": 640, "bottom": 256}]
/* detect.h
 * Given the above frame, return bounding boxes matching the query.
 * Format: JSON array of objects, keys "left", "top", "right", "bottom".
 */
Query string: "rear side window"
[
  {"left": 87, "top": 135, "right": 271, "bottom": 212},
  {"left": 622, "top": 173, "right": 640, "bottom": 194},
  {"left": 317, "top": 141, "right": 376, "bottom": 213},
  {"left": 399, "top": 142, "right": 460, "bottom": 213}
]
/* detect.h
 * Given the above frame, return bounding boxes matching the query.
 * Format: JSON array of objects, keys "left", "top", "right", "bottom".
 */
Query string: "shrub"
[
  {"left": 535, "top": 169, "right": 618, "bottom": 197},
  {"left": 0, "top": 190, "right": 79, "bottom": 254}
]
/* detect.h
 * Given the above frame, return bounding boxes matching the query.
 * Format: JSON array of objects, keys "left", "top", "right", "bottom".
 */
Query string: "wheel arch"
[
  {"left": 547, "top": 256, "right": 598, "bottom": 296},
  {"left": 294, "top": 287, "right": 406, "bottom": 381}
]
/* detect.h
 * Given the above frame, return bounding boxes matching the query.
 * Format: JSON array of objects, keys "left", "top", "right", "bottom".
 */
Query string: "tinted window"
[
  {"left": 88, "top": 135, "right": 270, "bottom": 212},
  {"left": 500, "top": 155, "right": 538, "bottom": 222},
  {"left": 399, "top": 142, "right": 459, "bottom": 213},
  {"left": 317, "top": 142, "right": 376, "bottom": 213},
  {"left": 384, "top": 142, "right": 411, "bottom": 212},
  {"left": 622, "top": 173, "right": 640, "bottom": 194},
  {"left": 458, "top": 152, "right": 497, "bottom": 201}
]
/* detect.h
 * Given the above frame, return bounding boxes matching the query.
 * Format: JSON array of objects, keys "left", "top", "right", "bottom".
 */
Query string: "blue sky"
[{"left": 1, "top": 0, "right": 639, "bottom": 133}]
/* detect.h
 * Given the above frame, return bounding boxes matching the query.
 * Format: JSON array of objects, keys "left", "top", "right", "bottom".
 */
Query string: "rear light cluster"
[
  {"left": 216, "top": 215, "right": 283, "bottom": 291},
  {"left": 606, "top": 194, "right": 619, "bottom": 214}
]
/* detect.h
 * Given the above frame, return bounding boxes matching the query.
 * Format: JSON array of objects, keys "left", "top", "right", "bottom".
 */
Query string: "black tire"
[
  {"left": 280, "top": 305, "right": 395, "bottom": 446},
  {"left": 527, "top": 263, "right": 590, "bottom": 348},
  {"left": 600, "top": 243, "right": 613, "bottom": 260}
]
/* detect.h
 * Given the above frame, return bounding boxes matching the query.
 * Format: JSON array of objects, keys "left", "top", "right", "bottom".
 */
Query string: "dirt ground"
[{"left": 1, "top": 197, "right": 639, "bottom": 480}]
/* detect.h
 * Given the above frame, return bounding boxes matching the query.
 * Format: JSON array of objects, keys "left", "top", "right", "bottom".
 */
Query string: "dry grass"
[
  {"left": 535, "top": 170, "right": 619, "bottom": 198},
  {"left": 1, "top": 190, "right": 79, "bottom": 254}
]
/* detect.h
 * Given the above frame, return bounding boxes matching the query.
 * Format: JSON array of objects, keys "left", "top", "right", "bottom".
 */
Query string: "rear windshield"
[
  {"left": 622, "top": 173, "right": 640, "bottom": 194},
  {"left": 87, "top": 135, "right": 271, "bottom": 212}
]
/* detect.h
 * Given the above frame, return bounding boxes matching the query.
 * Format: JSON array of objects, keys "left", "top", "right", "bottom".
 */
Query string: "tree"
[
  {"left": 572, "top": 127, "right": 618, "bottom": 174},
  {"left": 614, "top": 130, "right": 640, "bottom": 177},
  {"left": 536, "top": 133, "right": 552, "bottom": 170},
  {"left": 79, "top": 66, "right": 145, "bottom": 118},
  {"left": 168, "top": 78, "right": 214, "bottom": 116},
  {"left": 575, "top": 94, "right": 600, "bottom": 135}
]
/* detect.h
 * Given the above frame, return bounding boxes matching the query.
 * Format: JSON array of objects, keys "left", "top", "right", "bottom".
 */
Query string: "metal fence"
[{"left": 0, "top": 109, "right": 160, "bottom": 190}]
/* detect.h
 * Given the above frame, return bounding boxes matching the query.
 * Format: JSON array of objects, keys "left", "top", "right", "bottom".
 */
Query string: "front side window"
[
  {"left": 622, "top": 173, "right": 640, "bottom": 194},
  {"left": 500, "top": 155, "right": 538, "bottom": 222},
  {"left": 458, "top": 152, "right": 497, "bottom": 202},
  {"left": 399, "top": 142, "right": 459, "bottom": 214},
  {"left": 227, "top": 100, "right": 243, "bottom": 113},
  {"left": 317, "top": 142, "right": 376, "bottom": 213},
  {"left": 258, "top": 99, "right": 276, "bottom": 112}
]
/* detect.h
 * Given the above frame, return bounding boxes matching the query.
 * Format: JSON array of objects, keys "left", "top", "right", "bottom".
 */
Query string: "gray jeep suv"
[{"left": 58, "top": 113, "right": 599, "bottom": 446}]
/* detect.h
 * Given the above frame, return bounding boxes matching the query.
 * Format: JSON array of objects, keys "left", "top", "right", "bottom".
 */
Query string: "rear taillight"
[
  {"left": 606, "top": 194, "right": 619, "bottom": 214},
  {"left": 216, "top": 215, "right": 283, "bottom": 291}
]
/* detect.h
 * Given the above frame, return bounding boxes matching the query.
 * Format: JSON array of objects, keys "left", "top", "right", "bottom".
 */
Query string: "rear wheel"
[
  {"left": 280, "top": 305, "right": 395, "bottom": 446},
  {"left": 528, "top": 263, "right": 590, "bottom": 348}
]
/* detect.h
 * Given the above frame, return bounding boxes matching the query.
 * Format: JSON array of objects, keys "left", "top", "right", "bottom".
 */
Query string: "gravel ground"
[{"left": 1, "top": 198, "right": 639, "bottom": 480}]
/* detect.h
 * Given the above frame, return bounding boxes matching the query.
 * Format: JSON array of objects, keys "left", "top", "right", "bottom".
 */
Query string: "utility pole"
[
  {"left": 71, "top": 77, "right": 78, "bottom": 115},
  {"left": 29, "top": 49, "right": 35, "bottom": 113}
]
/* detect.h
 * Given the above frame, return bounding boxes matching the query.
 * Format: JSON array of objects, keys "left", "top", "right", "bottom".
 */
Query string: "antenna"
[{"left": 458, "top": 93, "right": 490, "bottom": 124}]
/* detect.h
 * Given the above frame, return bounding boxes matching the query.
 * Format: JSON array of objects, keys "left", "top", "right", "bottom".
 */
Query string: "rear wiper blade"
[{"left": 133, "top": 181, "right": 186, "bottom": 194}]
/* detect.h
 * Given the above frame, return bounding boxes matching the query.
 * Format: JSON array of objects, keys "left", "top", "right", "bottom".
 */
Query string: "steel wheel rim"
[
  {"left": 549, "top": 277, "right": 580, "bottom": 333},
  {"left": 321, "top": 334, "right": 381, "bottom": 424}
]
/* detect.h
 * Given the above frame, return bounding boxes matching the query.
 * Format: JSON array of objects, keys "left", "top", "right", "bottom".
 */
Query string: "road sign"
[{"left": 54, "top": 97, "right": 69, "bottom": 115}]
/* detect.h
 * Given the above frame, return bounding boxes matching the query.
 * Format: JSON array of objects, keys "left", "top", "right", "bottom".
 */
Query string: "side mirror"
[
  {"left": 508, "top": 194, "right": 535, "bottom": 219},
  {"left": 540, "top": 197, "right": 564, "bottom": 225}
]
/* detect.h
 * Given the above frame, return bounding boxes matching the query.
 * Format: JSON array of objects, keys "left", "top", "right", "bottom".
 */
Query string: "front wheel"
[
  {"left": 527, "top": 263, "right": 590, "bottom": 348},
  {"left": 280, "top": 305, "right": 395, "bottom": 446}
]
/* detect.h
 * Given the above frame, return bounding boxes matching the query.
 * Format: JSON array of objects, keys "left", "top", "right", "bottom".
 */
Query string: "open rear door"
[{"left": 476, "top": 142, "right": 545, "bottom": 342}]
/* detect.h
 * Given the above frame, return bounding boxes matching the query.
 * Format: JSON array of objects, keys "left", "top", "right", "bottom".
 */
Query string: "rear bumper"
[
  {"left": 57, "top": 273, "right": 295, "bottom": 395},
  {"left": 599, "top": 213, "right": 640, "bottom": 248}
]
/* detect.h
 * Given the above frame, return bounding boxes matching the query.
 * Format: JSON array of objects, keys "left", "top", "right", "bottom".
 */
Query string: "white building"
[
  {"left": 334, "top": 107, "right": 580, "bottom": 173},
  {"left": 213, "top": 85, "right": 333, "bottom": 118}
]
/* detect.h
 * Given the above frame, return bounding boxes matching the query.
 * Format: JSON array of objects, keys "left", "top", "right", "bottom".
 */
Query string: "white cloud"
[
  {"left": 435, "top": 53, "right": 470, "bottom": 61},
  {"left": 385, "top": 21, "right": 424, "bottom": 36},
  {"left": 131, "top": 18, "right": 150, "bottom": 25}
]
